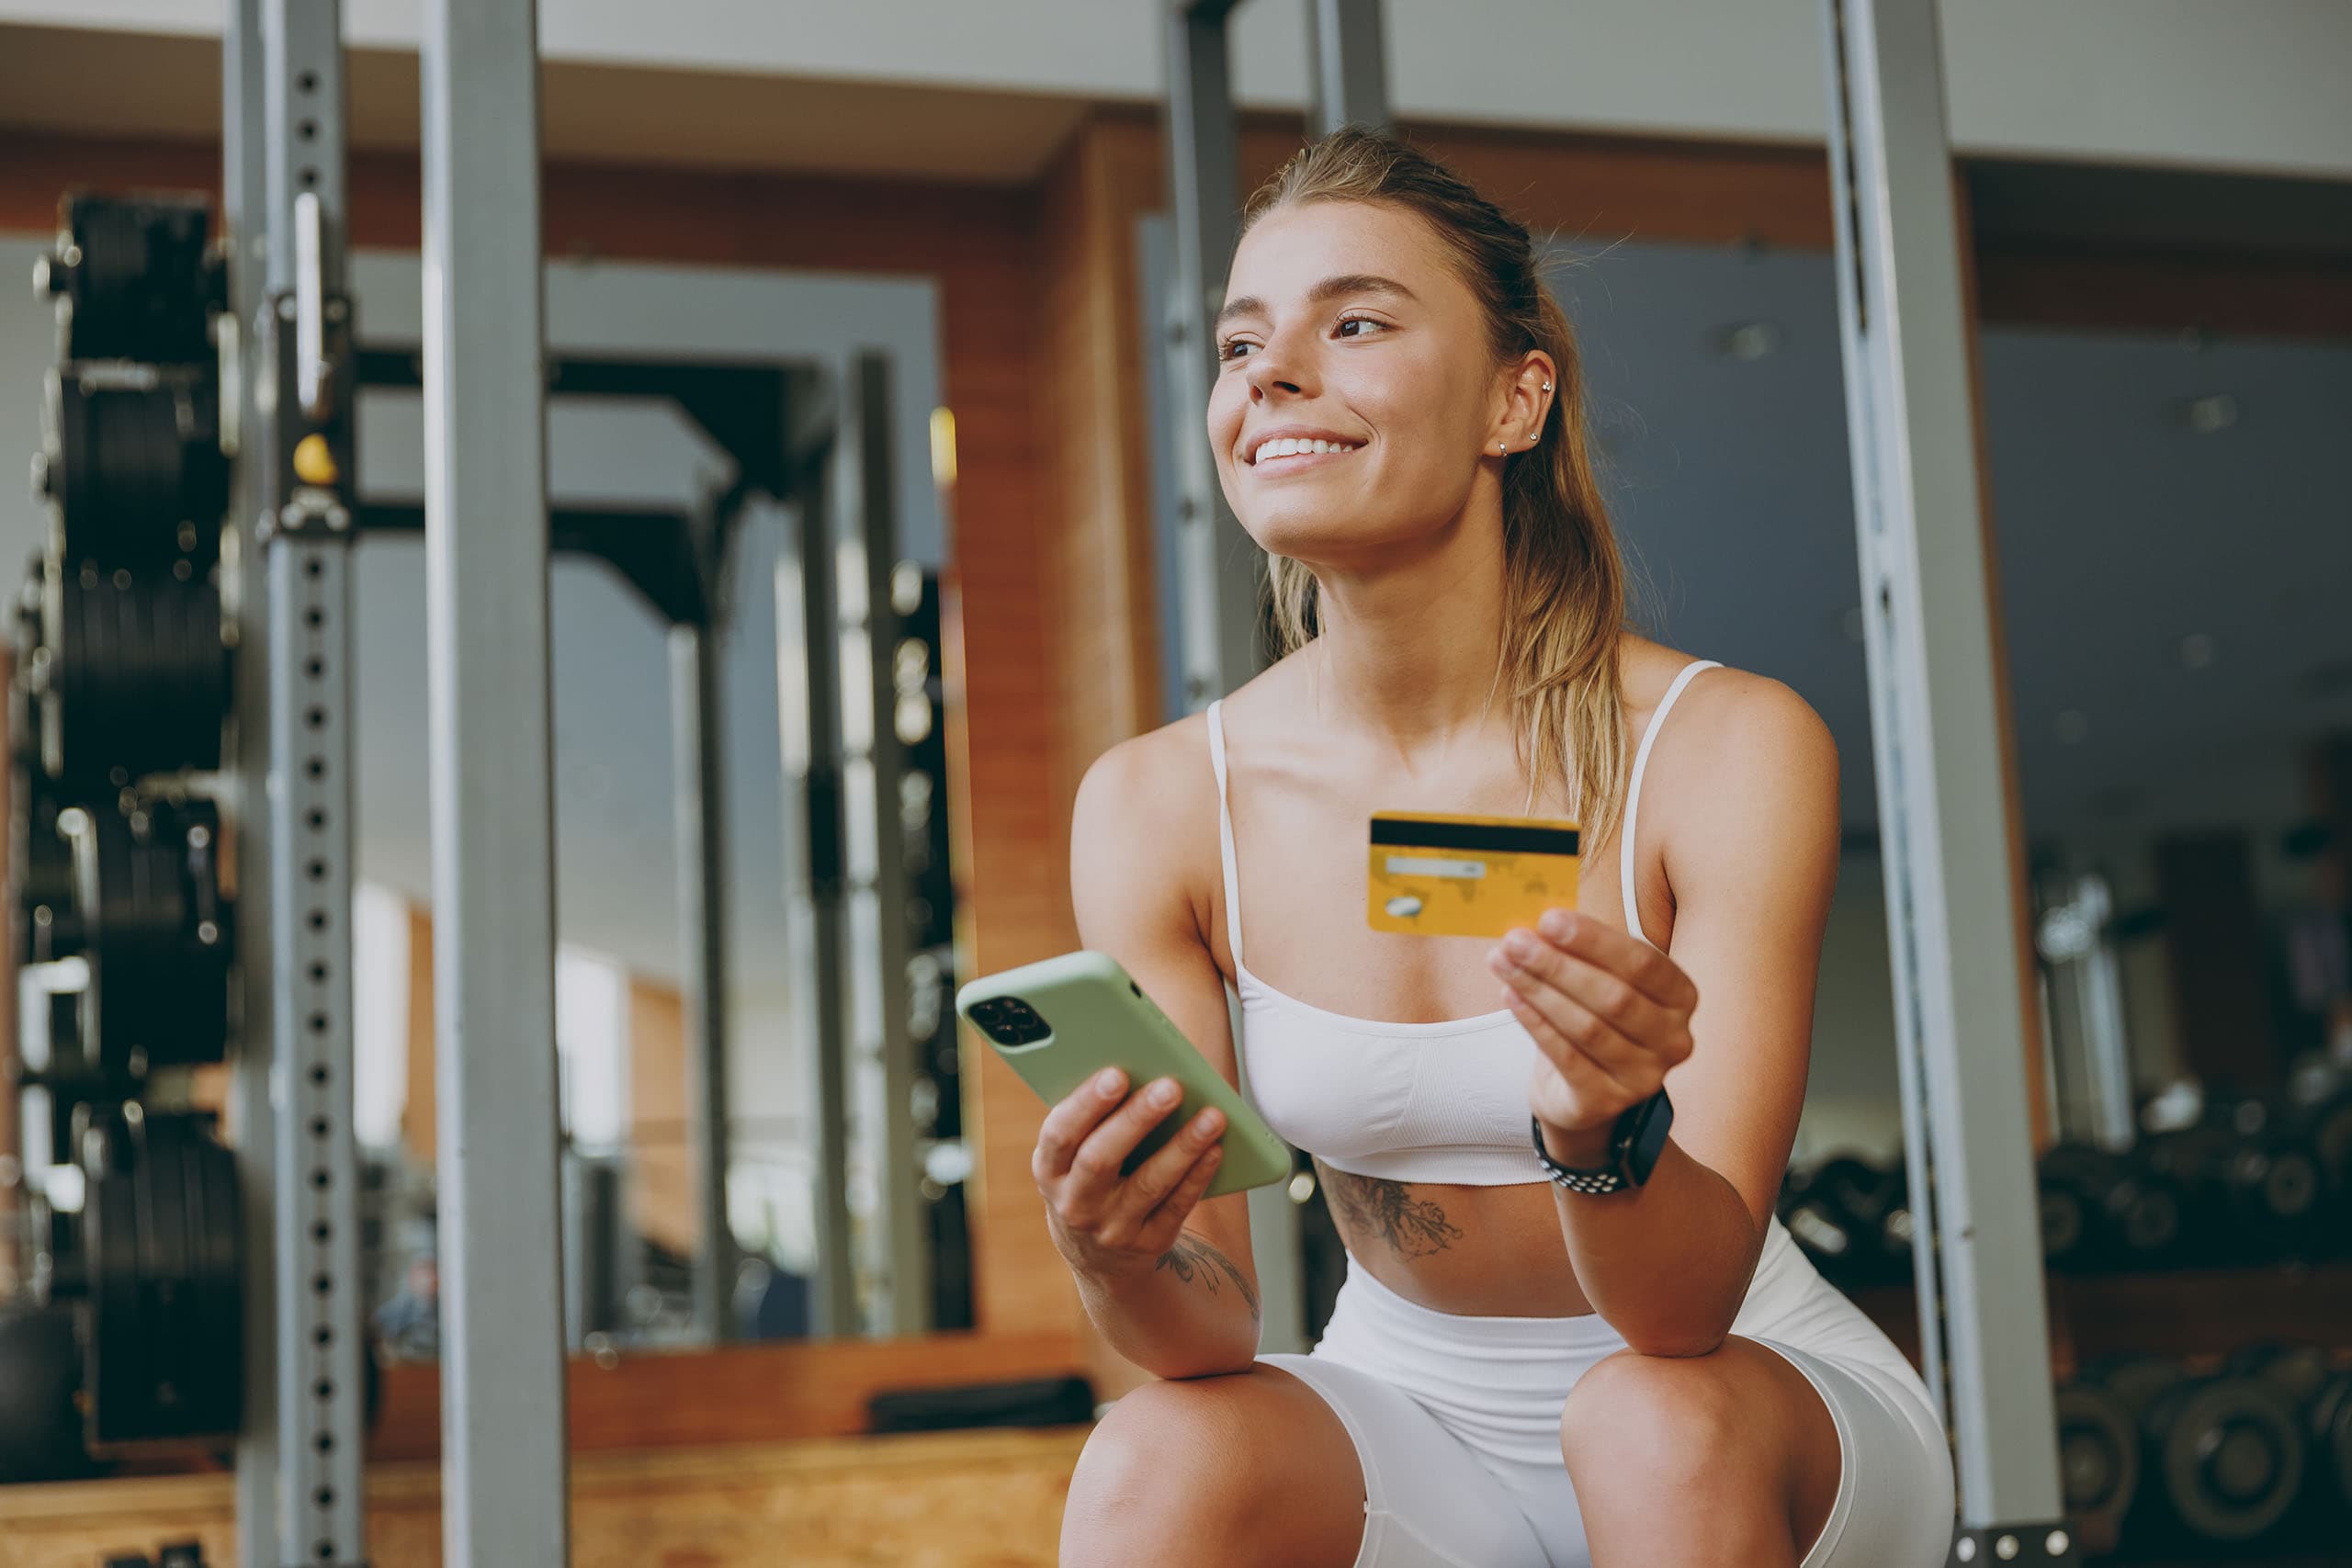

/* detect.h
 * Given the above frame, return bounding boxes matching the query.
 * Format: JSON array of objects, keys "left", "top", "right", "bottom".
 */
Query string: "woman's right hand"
[{"left": 1034, "top": 1066, "right": 1229, "bottom": 1281}]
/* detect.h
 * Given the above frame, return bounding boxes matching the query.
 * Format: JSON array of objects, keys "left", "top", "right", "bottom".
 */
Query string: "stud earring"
[{"left": 1543, "top": 380, "right": 1554, "bottom": 391}]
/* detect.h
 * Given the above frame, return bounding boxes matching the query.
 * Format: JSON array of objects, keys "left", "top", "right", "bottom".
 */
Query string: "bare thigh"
[{"left": 1060, "top": 1363, "right": 1368, "bottom": 1568}]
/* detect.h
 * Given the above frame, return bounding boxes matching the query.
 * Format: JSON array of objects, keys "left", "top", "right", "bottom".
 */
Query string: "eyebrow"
[{"left": 1215, "top": 273, "right": 1419, "bottom": 332}]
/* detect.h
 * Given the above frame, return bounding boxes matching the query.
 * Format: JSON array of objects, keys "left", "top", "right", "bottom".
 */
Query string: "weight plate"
[
  {"left": 51, "top": 577, "right": 226, "bottom": 784},
  {"left": 180, "top": 1118, "right": 243, "bottom": 1436},
  {"left": 2055, "top": 1383, "right": 2138, "bottom": 1528},
  {"left": 2154, "top": 1377, "right": 2304, "bottom": 1542},
  {"left": 133, "top": 1113, "right": 198, "bottom": 1438},
  {"left": 54, "top": 194, "right": 220, "bottom": 366},
  {"left": 82, "top": 1148, "right": 147, "bottom": 1450}
]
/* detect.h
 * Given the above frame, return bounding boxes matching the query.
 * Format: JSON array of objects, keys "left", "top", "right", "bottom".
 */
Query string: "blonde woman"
[{"left": 1038, "top": 129, "right": 1955, "bottom": 1568}]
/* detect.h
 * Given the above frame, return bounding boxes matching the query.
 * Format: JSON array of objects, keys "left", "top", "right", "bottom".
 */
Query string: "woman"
[{"left": 1038, "top": 128, "right": 1955, "bottom": 1568}]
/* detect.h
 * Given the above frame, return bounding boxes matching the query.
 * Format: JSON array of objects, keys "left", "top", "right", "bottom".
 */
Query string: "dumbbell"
[
  {"left": 2226, "top": 1343, "right": 2352, "bottom": 1535},
  {"left": 1781, "top": 1155, "right": 1910, "bottom": 1288},
  {"left": 2037, "top": 1142, "right": 2181, "bottom": 1273},
  {"left": 2052, "top": 1374, "right": 2139, "bottom": 1555},
  {"left": 2122, "top": 1357, "right": 2306, "bottom": 1546},
  {"left": 2138, "top": 1112, "right": 2324, "bottom": 1266}
]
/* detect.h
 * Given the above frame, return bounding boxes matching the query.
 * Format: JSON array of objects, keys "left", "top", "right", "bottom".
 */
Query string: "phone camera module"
[{"left": 969, "top": 995, "right": 1051, "bottom": 1046}]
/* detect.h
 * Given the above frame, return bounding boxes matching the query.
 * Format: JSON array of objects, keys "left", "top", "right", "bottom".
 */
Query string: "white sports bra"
[{"left": 1206, "top": 659, "right": 1723, "bottom": 1185}]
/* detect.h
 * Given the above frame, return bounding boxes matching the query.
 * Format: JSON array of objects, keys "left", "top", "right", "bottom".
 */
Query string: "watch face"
[{"left": 1623, "top": 1092, "right": 1674, "bottom": 1185}]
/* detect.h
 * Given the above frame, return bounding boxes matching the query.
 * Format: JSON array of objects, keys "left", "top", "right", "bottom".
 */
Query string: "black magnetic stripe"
[{"left": 1370, "top": 818, "right": 1581, "bottom": 856}]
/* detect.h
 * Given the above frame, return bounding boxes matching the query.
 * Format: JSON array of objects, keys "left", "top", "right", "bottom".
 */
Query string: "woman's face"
[{"left": 1207, "top": 199, "right": 1503, "bottom": 564}]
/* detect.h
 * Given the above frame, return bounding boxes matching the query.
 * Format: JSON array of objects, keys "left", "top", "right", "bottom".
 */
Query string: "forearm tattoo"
[
  {"left": 1156, "top": 1232, "right": 1262, "bottom": 1324},
  {"left": 1319, "top": 1161, "right": 1464, "bottom": 1259}
]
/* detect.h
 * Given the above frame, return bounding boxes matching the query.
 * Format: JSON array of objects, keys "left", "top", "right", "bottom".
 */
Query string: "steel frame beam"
[
  {"left": 420, "top": 0, "right": 571, "bottom": 1558},
  {"left": 1820, "top": 0, "right": 2071, "bottom": 1560}
]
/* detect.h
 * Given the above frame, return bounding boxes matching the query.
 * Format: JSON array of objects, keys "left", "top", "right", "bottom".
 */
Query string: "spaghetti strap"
[
  {"left": 1619, "top": 660, "right": 1722, "bottom": 949},
  {"left": 1205, "top": 700, "right": 1246, "bottom": 968}
]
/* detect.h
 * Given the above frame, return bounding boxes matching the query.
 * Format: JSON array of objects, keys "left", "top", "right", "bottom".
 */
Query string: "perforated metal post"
[
  {"left": 421, "top": 0, "right": 570, "bottom": 1559},
  {"left": 1820, "top": 0, "right": 2071, "bottom": 1560},
  {"left": 227, "top": 2, "right": 371, "bottom": 1562}
]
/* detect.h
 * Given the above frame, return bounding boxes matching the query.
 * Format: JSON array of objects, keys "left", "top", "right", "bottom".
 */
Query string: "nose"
[{"left": 1242, "top": 332, "right": 1312, "bottom": 402}]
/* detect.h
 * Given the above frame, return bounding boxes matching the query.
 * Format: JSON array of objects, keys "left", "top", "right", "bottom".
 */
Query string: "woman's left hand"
[{"left": 1490, "top": 908, "right": 1700, "bottom": 1146}]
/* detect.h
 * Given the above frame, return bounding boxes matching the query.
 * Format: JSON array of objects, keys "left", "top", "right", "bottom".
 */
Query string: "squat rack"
[
  {"left": 220, "top": 1, "right": 937, "bottom": 1562},
  {"left": 1158, "top": 0, "right": 2071, "bottom": 1560}
]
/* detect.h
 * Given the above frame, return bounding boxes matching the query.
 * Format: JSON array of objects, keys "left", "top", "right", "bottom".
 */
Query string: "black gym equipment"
[
  {"left": 2141, "top": 1106, "right": 2327, "bottom": 1266},
  {"left": 40, "top": 573, "right": 228, "bottom": 784},
  {"left": 52, "top": 794, "right": 233, "bottom": 1074},
  {"left": 0, "top": 1298, "right": 104, "bottom": 1483},
  {"left": 2036, "top": 1141, "right": 2182, "bottom": 1273},
  {"left": 1776, "top": 1154, "right": 1911, "bottom": 1289},
  {"left": 2226, "top": 1342, "right": 2352, "bottom": 1538},
  {"left": 60, "top": 1108, "right": 245, "bottom": 1450},
  {"left": 40, "top": 368, "right": 228, "bottom": 580},
  {"left": 35, "top": 193, "right": 223, "bottom": 367},
  {"left": 2051, "top": 1376, "right": 2138, "bottom": 1556},
  {"left": 2086, "top": 1351, "right": 2309, "bottom": 1549}
]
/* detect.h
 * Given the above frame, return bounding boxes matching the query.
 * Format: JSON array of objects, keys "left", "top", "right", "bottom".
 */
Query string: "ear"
[{"left": 1486, "top": 351, "right": 1559, "bottom": 456}]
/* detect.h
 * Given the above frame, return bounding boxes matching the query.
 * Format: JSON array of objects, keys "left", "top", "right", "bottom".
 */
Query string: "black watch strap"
[{"left": 1531, "top": 1090, "right": 1672, "bottom": 1194}]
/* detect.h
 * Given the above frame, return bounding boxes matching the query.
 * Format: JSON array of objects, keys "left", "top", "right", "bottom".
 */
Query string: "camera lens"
[{"left": 972, "top": 994, "right": 1049, "bottom": 1045}]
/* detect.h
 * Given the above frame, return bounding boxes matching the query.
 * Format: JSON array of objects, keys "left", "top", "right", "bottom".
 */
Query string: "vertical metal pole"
[
  {"left": 670, "top": 620, "right": 735, "bottom": 1339},
  {"left": 421, "top": 0, "right": 571, "bottom": 1559},
  {"left": 778, "top": 412, "right": 859, "bottom": 1337},
  {"left": 840, "top": 353, "right": 932, "bottom": 1335},
  {"left": 223, "top": 4, "right": 278, "bottom": 1560},
  {"left": 239, "top": 3, "right": 372, "bottom": 1563},
  {"left": 1161, "top": 0, "right": 1306, "bottom": 1357},
  {"left": 1821, "top": 1, "right": 2069, "bottom": 1557},
  {"left": 1163, "top": 0, "right": 1261, "bottom": 716},
  {"left": 1305, "top": 0, "right": 1388, "bottom": 136}
]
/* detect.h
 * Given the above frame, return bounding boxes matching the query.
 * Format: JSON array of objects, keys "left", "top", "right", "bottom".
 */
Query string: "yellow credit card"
[{"left": 1367, "top": 811, "right": 1581, "bottom": 939}]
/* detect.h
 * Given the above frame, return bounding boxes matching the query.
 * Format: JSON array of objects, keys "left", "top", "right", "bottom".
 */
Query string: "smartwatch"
[{"left": 1531, "top": 1089, "right": 1673, "bottom": 1195}]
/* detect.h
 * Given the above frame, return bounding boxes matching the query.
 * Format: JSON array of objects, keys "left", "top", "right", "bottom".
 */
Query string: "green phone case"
[{"left": 956, "top": 950, "right": 1293, "bottom": 1198}]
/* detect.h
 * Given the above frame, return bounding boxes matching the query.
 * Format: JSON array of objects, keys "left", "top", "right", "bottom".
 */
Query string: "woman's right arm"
[{"left": 1039, "top": 728, "right": 1263, "bottom": 1381}]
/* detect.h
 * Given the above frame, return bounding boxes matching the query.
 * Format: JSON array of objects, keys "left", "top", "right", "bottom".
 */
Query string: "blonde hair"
[{"left": 1239, "top": 128, "right": 1633, "bottom": 850}]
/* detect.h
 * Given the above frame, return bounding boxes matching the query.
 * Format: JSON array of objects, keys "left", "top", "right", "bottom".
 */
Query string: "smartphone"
[{"left": 956, "top": 950, "right": 1292, "bottom": 1199}]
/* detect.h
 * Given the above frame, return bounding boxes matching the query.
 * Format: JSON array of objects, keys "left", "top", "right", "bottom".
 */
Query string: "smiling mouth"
[{"left": 1249, "top": 439, "right": 1366, "bottom": 471}]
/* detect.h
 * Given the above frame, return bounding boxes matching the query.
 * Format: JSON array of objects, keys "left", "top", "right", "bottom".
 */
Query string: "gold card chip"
[{"left": 1367, "top": 811, "right": 1581, "bottom": 939}]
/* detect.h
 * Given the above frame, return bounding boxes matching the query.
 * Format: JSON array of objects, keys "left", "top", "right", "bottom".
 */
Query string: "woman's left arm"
[{"left": 1494, "top": 674, "right": 1839, "bottom": 1357}]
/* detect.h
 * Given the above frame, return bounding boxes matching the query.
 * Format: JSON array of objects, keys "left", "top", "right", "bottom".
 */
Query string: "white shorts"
[{"left": 1254, "top": 1222, "right": 1955, "bottom": 1568}]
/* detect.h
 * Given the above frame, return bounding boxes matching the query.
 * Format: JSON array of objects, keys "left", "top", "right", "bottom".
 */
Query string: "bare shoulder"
[
  {"left": 1069, "top": 711, "right": 1224, "bottom": 951},
  {"left": 1642, "top": 653, "right": 1839, "bottom": 860}
]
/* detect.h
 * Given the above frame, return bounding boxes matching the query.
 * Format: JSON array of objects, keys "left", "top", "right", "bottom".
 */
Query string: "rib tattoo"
[
  {"left": 1319, "top": 1162, "right": 1464, "bottom": 1258},
  {"left": 1157, "top": 1232, "right": 1262, "bottom": 1323}
]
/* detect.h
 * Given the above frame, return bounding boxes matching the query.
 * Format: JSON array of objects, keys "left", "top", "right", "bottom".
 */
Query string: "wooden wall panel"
[
  {"left": 368, "top": 1326, "right": 1082, "bottom": 1460},
  {"left": 0, "top": 1426, "right": 1086, "bottom": 1568},
  {"left": 401, "top": 904, "right": 435, "bottom": 1168},
  {"left": 627, "top": 977, "right": 696, "bottom": 1256}
]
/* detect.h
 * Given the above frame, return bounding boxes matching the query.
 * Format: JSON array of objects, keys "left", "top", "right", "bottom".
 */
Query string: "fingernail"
[
  {"left": 1503, "top": 930, "right": 1535, "bottom": 960},
  {"left": 1541, "top": 910, "right": 1575, "bottom": 941},
  {"left": 1198, "top": 1109, "right": 1224, "bottom": 1134},
  {"left": 1149, "top": 1079, "right": 1180, "bottom": 1106},
  {"left": 1097, "top": 1068, "right": 1123, "bottom": 1094}
]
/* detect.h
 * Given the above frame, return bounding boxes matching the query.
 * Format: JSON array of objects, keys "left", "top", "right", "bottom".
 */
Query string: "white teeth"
[{"left": 1251, "top": 436, "right": 1361, "bottom": 464}]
